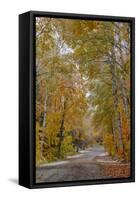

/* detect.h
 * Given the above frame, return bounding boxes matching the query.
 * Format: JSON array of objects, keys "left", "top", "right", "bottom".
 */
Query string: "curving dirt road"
[{"left": 36, "top": 147, "right": 110, "bottom": 183}]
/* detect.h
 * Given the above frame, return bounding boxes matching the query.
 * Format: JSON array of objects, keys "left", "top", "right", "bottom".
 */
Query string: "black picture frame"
[{"left": 19, "top": 10, "right": 135, "bottom": 189}]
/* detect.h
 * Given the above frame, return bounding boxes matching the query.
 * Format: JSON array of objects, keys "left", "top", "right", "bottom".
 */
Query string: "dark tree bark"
[{"left": 57, "top": 97, "right": 68, "bottom": 158}]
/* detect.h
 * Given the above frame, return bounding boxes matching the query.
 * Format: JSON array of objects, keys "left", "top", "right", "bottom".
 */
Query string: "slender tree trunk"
[
  {"left": 120, "top": 77, "right": 130, "bottom": 141},
  {"left": 110, "top": 58, "right": 124, "bottom": 154},
  {"left": 118, "top": 29, "right": 130, "bottom": 141},
  {"left": 117, "top": 111, "right": 124, "bottom": 153},
  {"left": 57, "top": 113, "right": 65, "bottom": 158},
  {"left": 112, "top": 117, "right": 118, "bottom": 152},
  {"left": 42, "top": 91, "right": 47, "bottom": 128},
  {"left": 40, "top": 89, "right": 48, "bottom": 161},
  {"left": 57, "top": 97, "right": 67, "bottom": 158},
  {"left": 109, "top": 26, "right": 124, "bottom": 154}
]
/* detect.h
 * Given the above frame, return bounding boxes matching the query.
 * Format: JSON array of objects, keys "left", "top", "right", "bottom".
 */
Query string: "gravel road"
[{"left": 36, "top": 147, "right": 109, "bottom": 183}]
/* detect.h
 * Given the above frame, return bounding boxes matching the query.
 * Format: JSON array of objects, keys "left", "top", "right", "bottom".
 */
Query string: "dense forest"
[{"left": 35, "top": 17, "right": 131, "bottom": 166}]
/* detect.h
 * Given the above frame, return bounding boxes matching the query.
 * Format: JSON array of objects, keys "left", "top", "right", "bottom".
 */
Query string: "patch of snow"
[
  {"left": 79, "top": 150, "right": 90, "bottom": 153},
  {"left": 96, "top": 159, "right": 119, "bottom": 163},
  {"left": 40, "top": 160, "right": 69, "bottom": 167},
  {"left": 99, "top": 152, "right": 109, "bottom": 156},
  {"left": 66, "top": 154, "right": 83, "bottom": 159}
]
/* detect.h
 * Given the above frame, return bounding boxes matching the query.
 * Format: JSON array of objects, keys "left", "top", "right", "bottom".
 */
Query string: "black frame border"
[{"left": 19, "top": 11, "right": 135, "bottom": 189}]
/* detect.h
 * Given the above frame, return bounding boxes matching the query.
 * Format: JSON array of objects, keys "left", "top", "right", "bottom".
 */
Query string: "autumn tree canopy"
[{"left": 35, "top": 17, "right": 131, "bottom": 165}]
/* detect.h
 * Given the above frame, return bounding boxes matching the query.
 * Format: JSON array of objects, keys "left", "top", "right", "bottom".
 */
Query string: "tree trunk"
[
  {"left": 57, "top": 97, "right": 67, "bottom": 158},
  {"left": 117, "top": 111, "right": 124, "bottom": 153},
  {"left": 109, "top": 26, "right": 124, "bottom": 154},
  {"left": 110, "top": 57, "right": 124, "bottom": 154},
  {"left": 40, "top": 89, "right": 48, "bottom": 161},
  {"left": 112, "top": 117, "right": 118, "bottom": 152},
  {"left": 117, "top": 28, "right": 130, "bottom": 141}
]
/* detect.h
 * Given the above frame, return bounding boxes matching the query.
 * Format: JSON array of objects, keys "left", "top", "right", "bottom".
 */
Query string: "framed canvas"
[{"left": 19, "top": 11, "right": 135, "bottom": 189}]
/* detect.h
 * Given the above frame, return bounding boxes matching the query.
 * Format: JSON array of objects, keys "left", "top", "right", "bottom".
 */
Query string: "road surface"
[{"left": 36, "top": 147, "right": 110, "bottom": 183}]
